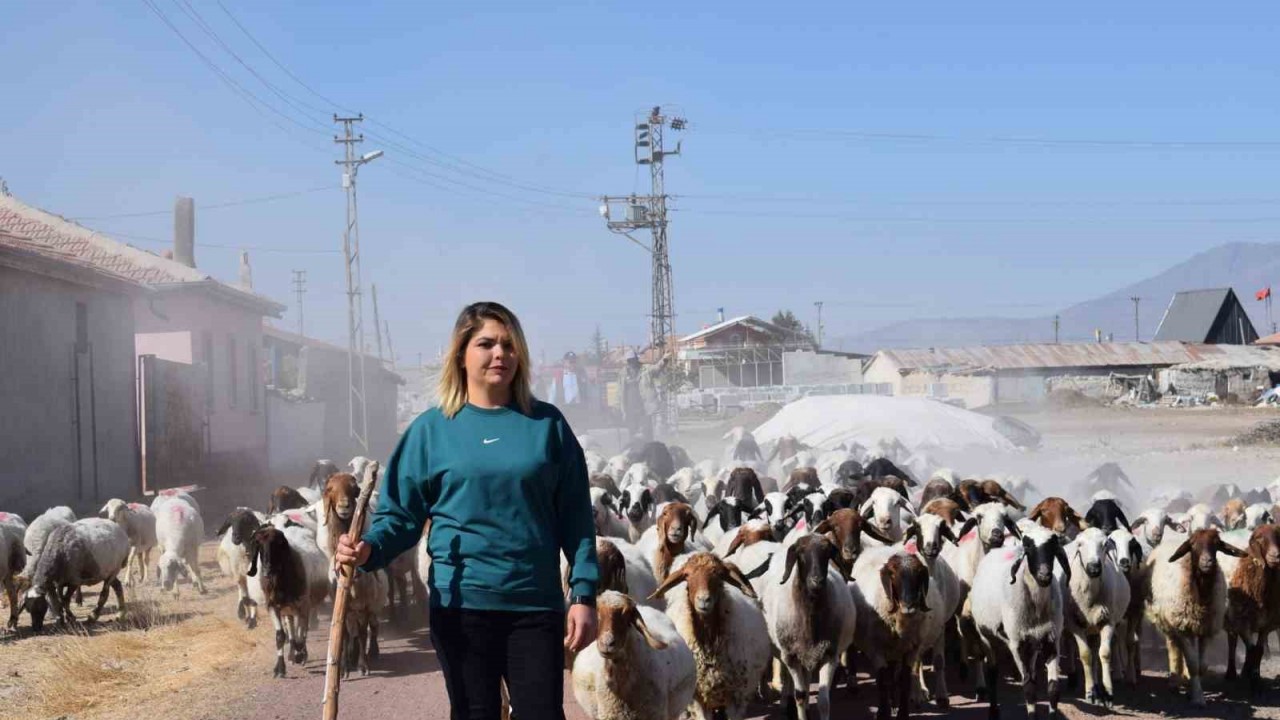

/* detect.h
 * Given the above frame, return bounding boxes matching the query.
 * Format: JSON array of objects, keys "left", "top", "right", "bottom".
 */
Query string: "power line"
[
  {"left": 715, "top": 125, "right": 1280, "bottom": 151},
  {"left": 96, "top": 227, "right": 341, "bottom": 254},
  {"left": 70, "top": 185, "right": 336, "bottom": 220}
]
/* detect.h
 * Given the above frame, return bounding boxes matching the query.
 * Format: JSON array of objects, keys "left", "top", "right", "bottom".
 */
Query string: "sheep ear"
[
  {"left": 1001, "top": 492, "right": 1025, "bottom": 511},
  {"left": 725, "top": 532, "right": 746, "bottom": 558},
  {"left": 1029, "top": 503, "right": 1044, "bottom": 522},
  {"left": 743, "top": 555, "right": 773, "bottom": 580},
  {"left": 1104, "top": 537, "right": 1118, "bottom": 561},
  {"left": 724, "top": 562, "right": 758, "bottom": 600},
  {"left": 896, "top": 496, "right": 916, "bottom": 516},
  {"left": 780, "top": 545, "right": 799, "bottom": 585},
  {"left": 879, "top": 564, "right": 899, "bottom": 613},
  {"left": 247, "top": 544, "right": 260, "bottom": 578},
  {"left": 813, "top": 518, "right": 833, "bottom": 536},
  {"left": 215, "top": 516, "right": 234, "bottom": 537},
  {"left": 1129, "top": 516, "right": 1148, "bottom": 530},
  {"left": 1004, "top": 516, "right": 1023, "bottom": 541},
  {"left": 957, "top": 517, "right": 978, "bottom": 539},
  {"left": 647, "top": 567, "right": 688, "bottom": 600},
  {"left": 940, "top": 523, "right": 959, "bottom": 545},
  {"left": 1009, "top": 555, "right": 1024, "bottom": 585},
  {"left": 1217, "top": 541, "right": 1248, "bottom": 558},
  {"left": 1168, "top": 539, "right": 1194, "bottom": 563},
  {"left": 633, "top": 612, "right": 669, "bottom": 650},
  {"left": 1054, "top": 543, "right": 1072, "bottom": 581}
]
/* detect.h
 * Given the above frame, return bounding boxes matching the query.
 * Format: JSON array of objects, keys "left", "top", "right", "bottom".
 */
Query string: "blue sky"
[{"left": 4, "top": 2, "right": 1280, "bottom": 361}]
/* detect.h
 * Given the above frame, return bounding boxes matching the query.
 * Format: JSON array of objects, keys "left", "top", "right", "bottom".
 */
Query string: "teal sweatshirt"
[{"left": 360, "top": 400, "right": 599, "bottom": 611}]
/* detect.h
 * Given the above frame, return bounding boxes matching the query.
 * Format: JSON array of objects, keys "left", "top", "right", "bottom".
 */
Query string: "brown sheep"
[
  {"left": 1223, "top": 524, "right": 1280, "bottom": 691},
  {"left": 1029, "top": 497, "right": 1086, "bottom": 538}
]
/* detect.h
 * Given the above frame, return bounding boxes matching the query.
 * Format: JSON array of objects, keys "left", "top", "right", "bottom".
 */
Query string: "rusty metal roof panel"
[{"left": 880, "top": 341, "right": 1220, "bottom": 372}]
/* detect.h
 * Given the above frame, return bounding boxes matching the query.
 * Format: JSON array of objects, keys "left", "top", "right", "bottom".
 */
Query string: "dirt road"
[{"left": 228, "top": 606, "right": 1271, "bottom": 720}]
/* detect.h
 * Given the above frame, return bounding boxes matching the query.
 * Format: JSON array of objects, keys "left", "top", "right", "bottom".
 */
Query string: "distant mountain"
[{"left": 837, "top": 242, "right": 1280, "bottom": 352}]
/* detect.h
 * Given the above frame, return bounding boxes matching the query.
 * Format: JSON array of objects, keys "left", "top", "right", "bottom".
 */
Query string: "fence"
[{"left": 677, "top": 382, "right": 892, "bottom": 415}]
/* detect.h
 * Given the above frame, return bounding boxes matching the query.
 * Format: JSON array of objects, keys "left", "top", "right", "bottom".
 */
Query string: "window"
[
  {"left": 227, "top": 334, "right": 238, "bottom": 408},
  {"left": 248, "top": 343, "right": 259, "bottom": 411},
  {"left": 203, "top": 330, "right": 215, "bottom": 412},
  {"left": 74, "top": 302, "right": 88, "bottom": 352}
]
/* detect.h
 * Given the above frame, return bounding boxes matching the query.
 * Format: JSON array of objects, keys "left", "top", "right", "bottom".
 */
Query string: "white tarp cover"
[{"left": 753, "top": 395, "right": 1017, "bottom": 453}]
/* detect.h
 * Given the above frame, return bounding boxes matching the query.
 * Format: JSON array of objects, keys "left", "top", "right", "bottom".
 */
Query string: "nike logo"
[{"left": 483, "top": 438, "right": 500, "bottom": 445}]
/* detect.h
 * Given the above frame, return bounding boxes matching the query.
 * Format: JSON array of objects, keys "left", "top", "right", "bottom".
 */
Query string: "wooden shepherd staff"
[{"left": 322, "top": 460, "right": 379, "bottom": 720}]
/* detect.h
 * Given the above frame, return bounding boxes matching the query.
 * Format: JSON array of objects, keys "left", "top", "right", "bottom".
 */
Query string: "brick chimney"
[{"left": 173, "top": 196, "right": 195, "bottom": 268}]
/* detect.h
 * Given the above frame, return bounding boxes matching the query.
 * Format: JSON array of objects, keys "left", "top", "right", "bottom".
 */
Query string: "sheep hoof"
[
  {"left": 934, "top": 695, "right": 950, "bottom": 709},
  {"left": 273, "top": 659, "right": 286, "bottom": 678},
  {"left": 974, "top": 687, "right": 987, "bottom": 702},
  {"left": 246, "top": 617, "right": 257, "bottom": 631}
]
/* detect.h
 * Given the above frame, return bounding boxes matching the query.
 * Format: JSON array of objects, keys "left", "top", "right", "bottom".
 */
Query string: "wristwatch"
[{"left": 569, "top": 594, "right": 596, "bottom": 608}]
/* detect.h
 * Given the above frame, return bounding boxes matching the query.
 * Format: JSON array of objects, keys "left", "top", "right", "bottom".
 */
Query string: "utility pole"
[
  {"left": 1053, "top": 315, "right": 1060, "bottom": 344},
  {"left": 291, "top": 269, "right": 307, "bottom": 337},
  {"left": 335, "top": 114, "right": 383, "bottom": 454},
  {"left": 1130, "top": 296, "right": 1141, "bottom": 342},
  {"left": 813, "top": 301, "right": 824, "bottom": 348},
  {"left": 384, "top": 319, "right": 396, "bottom": 371},
  {"left": 600, "top": 105, "right": 688, "bottom": 437},
  {"left": 371, "top": 283, "right": 385, "bottom": 362}
]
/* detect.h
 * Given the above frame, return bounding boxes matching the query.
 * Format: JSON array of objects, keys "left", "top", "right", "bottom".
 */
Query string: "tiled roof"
[{"left": 0, "top": 194, "right": 284, "bottom": 315}]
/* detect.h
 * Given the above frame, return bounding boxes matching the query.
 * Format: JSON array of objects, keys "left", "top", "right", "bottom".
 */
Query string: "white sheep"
[
  {"left": 859, "top": 487, "right": 916, "bottom": 543},
  {"left": 100, "top": 499, "right": 157, "bottom": 586},
  {"left": 22, "top": 519, "right": 129, "bottom": 631},
  {"left": 572, "top": 591, "right": 696, "bottom": 720},
  {"left": 762, "top": 534, "right": 857, "bottom": 720},
  {"left": 970, "top": 526, "right": 1070, "bottom": 719},
  {"left": 1145, "top": 527, "right": 1245, "bottom": 707},
  {"left": 155, "top": 498, "right": 205, "bottom": 596},
  {"left": 902, "top": 514, "right": 963, "bottom": 707},
  {"left": 591, "top": 487, "right": 630, "bottom": 539},
  {"left": 1, "top": 519, "right": 25, "bottom": 631},
  {"left": 619, "top": 482, "right": 658, "bottom": 543},
  {"left": 1243, "top": 503, "right": 1274, "bottom": 530},
  {"left": 150, "top": 489, "right": 199, "bottom": 515},
  {"left": 650, "top": 552, "right": 770, "bottom": 720},
  {"left": 1106, "top": 527, "right": 1148, "bottom": 686},
  {"left": 216, "top": 507, "right": 267, "bottom": 627},
  {"left": 1129, "top": 507, "right": 1182, "bottom": 548},
  {"left": 1184, "top": 503, "right": 1223, "bottom": 531},
  {"left": 1059, "top": 527, "right": 1131, "bottom": 706}
]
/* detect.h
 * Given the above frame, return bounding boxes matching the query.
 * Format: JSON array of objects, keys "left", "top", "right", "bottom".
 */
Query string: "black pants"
[{"left": 429, "top": 605, "right": 566, "bottom": 720}]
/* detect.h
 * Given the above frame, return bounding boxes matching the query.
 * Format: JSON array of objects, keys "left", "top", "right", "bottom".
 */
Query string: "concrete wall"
[
  {"left": 267, "top": 394, "right": 328, "bottom": 483},
  {"left": 135, "top": 292, "right": 267, "bottom": 459},
  {"left": 782, "top": 350, "right": 864, "bottom": 385},
  {"left": 0, "top": 266, "right": 139, "bottom": 519},
  {"left": 297, "top": 344, "right": 400, "bottom": 464}
]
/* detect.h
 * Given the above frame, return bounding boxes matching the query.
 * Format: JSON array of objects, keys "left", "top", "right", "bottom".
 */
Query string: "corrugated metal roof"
[
  {"left": 875, "top": 340, "right": 1280, "bottom": 373},
  {"left": 679, "top": 315, "right": 792, "bottom": 344},
  {"left": 0, "top": 194, "right": 284, "bottom": 316},
  {"left": 1153, "top": 288, "right": 1233, "bottom": 342}
]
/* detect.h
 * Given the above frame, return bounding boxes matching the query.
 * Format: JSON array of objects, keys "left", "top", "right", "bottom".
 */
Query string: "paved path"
[{"left": 233, "top": 610, "right": 1270, "bottom": 720}]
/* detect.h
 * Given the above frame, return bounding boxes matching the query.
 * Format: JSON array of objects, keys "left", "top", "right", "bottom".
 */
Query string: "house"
[
  {"left": 262, "top": 326, "right": 403, "bottom": 480},
  {"left": 863, "top": 340, "right": 1280, "bottom": 409},
  {"left": 0, "top": 194, "right": 286, "bottom": 511},
  {"left": 0, "top": 231, "right": 147, "bottom": 519},
  {"left": 678, "top": 315, "right": 823, "bottom": 388},
  {"left": 1153, "top": 288, "right": 1258, "bottom": 345}
]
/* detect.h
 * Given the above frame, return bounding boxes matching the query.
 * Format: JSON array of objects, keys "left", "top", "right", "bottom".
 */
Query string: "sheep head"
[{"left": 595, "top": 591, "right": 666, "bottom": 660}]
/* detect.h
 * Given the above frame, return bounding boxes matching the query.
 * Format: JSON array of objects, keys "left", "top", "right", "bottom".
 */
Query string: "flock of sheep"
[
  {"left": 5, "top": 424, "right": 1280, "bottom": 720},
  {"left": 0, "top": 455, "right": 424, "bottom": 682},
  {"left": 569, "top": 429, "right": 1280, "bottom": 720}
]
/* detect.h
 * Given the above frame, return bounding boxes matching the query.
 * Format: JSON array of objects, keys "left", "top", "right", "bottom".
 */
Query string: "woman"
[{"left": 336, "top": 301, "right": 599, "bottom": 720}]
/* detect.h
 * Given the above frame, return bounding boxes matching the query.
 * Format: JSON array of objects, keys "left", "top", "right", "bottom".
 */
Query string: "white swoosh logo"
[{"left": 483, "top": 438, "right": 500, "bottom": 444}]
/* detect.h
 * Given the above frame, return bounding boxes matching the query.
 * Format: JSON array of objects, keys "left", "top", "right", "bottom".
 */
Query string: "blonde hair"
[{"left": 438, "top": 301, "right": 534, "bottom": 418}]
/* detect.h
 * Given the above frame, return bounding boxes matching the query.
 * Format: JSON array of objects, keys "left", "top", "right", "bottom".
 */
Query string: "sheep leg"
[
  {"left": 874, "top": 666, "right": 892, "bottom": 720},
  {"left": 1226, "top": 631, "right": 1239, "bottom": 681},
  {"left": 1164, "top": 637, "right": 1184, "bottom": 690},
  {"left": 1180, "top": 635, "right": 1205, "bottom": 707},
  {"left": 356, "top": 613, "right": 370, "bottom": 676},
  {"left": 894, "top": 661, "right": 911, "bottom": 720},
  {"left": 1097, "top": 625, "right": 1115, "bottom": 706},
  {"left": 786, "top": 663, "right": 811, "bottom": 720},
  {"left": 1045, "top": 638, "right": 1064, "bottom": 714},
  {"left": 960, "top": 618, "right": 987, "bottom": 700},
  {"left": 368, "top": 613, "right": 380, "bottom": 661},
  {"left": 182, "top": 557, "right": 205, "bottom": 594},
  {"left": 816, "top": 658, "right": 837, "bottom": 720},
  {"left": 271, "top": 610, "right": 287, "bottom": 678},
  {"left": 1072, "top": 632, "right": 1098, "bottom": 703},
  {"left": 1013, "top": 641, "right": 1039, "bottom": 720},
  {"left": 236, "top": 576, "right": 249, "bottom": 621},
  {"left": 983, "top": 660, "right": 1000, "bottom": 720},
  {"left": 929, "top": 636, "right": 950, "bottom": 708}
]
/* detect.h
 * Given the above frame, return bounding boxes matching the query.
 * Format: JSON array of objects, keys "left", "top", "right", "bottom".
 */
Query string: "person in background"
[{"left": 336, "top": 301, "right": 598, "bottom": 720}]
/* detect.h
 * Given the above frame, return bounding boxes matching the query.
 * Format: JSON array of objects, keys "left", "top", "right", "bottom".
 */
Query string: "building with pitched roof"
[
  {"left": 0, "top": 230, "right": 149, "bottom": 517},
  {"left": 0, "top": 194, "right": 286, "bottom": 508},
  {"left": 1153, "top": 288, "right": 1258, "bottom": 345}
]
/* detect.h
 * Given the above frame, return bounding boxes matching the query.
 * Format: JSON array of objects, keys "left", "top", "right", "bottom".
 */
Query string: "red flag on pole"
[{"left": 1258, "top": 287, "right": 1272, "bottom": 301}]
